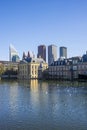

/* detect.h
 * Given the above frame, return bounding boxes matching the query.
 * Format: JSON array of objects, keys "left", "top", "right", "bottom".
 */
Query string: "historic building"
[
  {"left": 1, "top": 61, "right": 19, "bottom": 71},
  {"left": 0, "top": 61, "right": 19, "bottom": 79},
  {"left": 48, "top": 56, "right": 87, "bottom": 80},
  {"left": 18, "top": 53, "right": 48, "bottom": 79},
  {"left": 48, "top": 59, "right": 72, "bottom": 80}
]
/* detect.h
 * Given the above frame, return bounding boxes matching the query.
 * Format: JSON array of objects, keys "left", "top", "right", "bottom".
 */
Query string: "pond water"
[{"left": 0, "top": 80, "right": 87, "bottom": 130}]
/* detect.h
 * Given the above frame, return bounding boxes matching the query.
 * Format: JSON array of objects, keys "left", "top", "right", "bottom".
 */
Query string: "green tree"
[{"left": 0, "top": 64, "right": 4, "bottom": 75}]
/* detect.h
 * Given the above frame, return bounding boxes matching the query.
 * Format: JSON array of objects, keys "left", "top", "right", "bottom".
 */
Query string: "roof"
[{"left": 20, "top": 57, "right": 46, "bottom": 64}]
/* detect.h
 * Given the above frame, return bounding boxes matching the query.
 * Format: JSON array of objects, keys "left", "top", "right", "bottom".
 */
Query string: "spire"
[
  {"left": 27, "top": 51, "right": 30, "bottom": 58},
  {"left": 22, "top": 52, "right": 26, "bottom": 60}
]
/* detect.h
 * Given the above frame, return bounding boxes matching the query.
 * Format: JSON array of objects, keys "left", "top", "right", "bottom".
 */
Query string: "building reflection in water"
[
  {"left": 7, "top": 81, "right": 19, "bottom": 118},
  {"left": 30, "top": 79, "right": 38, "bottom": 92},
  {"left": 0, "top": 80, "right": 87, "bottom": 130},
  {"left": 29, "top": 80, "right": 49, "bottom": 115}
]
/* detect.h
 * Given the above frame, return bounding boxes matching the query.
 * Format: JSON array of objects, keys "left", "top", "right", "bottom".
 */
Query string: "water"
[{"left": 0, "top": 80, "right": 87, "bottom": 130}]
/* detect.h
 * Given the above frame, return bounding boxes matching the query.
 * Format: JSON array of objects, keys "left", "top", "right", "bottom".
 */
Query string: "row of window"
[
  {"left": 78, "top": 65, "right": 87, "bottom": 69},
  {"left": 49, "top": 64, "right": 87, "bottom": 71},
  {"left": 49, "top": 71, "right": 71, "bottom": 75},
  {"left": 49, "top": 66, "right": 71, "bottom": 71}
]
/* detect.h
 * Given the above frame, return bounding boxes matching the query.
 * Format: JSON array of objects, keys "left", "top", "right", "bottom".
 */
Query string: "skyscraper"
[
  {"left": 9, "top": 44, "right": 20, "bottom": 62},
  {"left": 37, "top": 45, "right": 46, "bottom": 61},
  {"left": 59, "top": 46, "right": 67, "bottom": 59},
  {"left": 48, "top": 44, "right": 57, "bottom": 65}
]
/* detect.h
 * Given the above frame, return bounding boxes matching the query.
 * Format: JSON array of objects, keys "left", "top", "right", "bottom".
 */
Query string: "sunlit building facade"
[
  {"left": 18, "top": 57, "right": 48, "bottom": 79},
  {"left": 0, "top": 61, "right": 19, "bottom": 79}
]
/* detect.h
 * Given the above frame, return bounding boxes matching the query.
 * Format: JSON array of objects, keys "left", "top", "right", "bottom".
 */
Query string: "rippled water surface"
[{"left": 0, "top": 80, "right": 87, "bottom": 130}]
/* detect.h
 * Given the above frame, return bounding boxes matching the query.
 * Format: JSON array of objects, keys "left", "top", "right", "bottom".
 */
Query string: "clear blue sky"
[{"left": 0, "top": 0, "right": 87, "bottom": 61}]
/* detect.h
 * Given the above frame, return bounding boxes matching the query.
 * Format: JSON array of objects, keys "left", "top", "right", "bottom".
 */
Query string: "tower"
[
  {"left": 9, "top": 44, "right": 20, "bottom": 62},
  {"left": 48, "top": 44, "right": 57, "bottom": 65},
  {"left": 59, "top": 46, "right": 67, "bottom": 59},
  {"left": 37, "top": 45, "right": 46, "bottom": 61}
]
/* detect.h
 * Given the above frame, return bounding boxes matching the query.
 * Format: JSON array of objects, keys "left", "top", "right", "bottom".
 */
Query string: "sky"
[{"left": 0, "top": 0, "right": 87, "bottom": 61}]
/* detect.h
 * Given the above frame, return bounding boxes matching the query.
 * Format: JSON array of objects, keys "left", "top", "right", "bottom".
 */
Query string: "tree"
[{"left": 0, "top": 63, "right": 4, "bottom": 75}]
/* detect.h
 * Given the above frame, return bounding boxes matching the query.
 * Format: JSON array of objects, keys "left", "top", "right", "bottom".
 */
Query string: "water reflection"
[
  {"left": 0, "top": 80, "right": 87, "bottom": 130},
  {"left": 9, "top": 82, "right": 19, "bottom": 117}
]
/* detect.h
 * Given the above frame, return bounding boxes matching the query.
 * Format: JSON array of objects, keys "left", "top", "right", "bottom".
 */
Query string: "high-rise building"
[
  {"left": 59, "top": 46, "right": 67, "bottom": 59},
  {"left": 9, "top": 44, "right": 20, "bottom": 62},
  {"left": 37, "top": 45, "right": 46, "bottom": 61},
  {"left": 48, "top": 44, "right": 57, "bottom": 65}
]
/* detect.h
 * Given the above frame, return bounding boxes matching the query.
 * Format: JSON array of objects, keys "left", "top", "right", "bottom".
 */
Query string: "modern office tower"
[
  {"left": 59, "top": 46, "right": 67, "bottom": 59},
  {"left": 9, "top": 44, "right": 20, "bottom": 62},
  {"left": 37, "top": 45, "right": 46, "bottom": 62},
  {"left": 48, "top": 44, "right": 57, "bottom": 65}
]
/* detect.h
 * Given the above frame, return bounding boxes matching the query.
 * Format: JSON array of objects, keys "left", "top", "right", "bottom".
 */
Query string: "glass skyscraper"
[
  {"left": 9, "top": 44, "right": 20, "bottom": 62},
  {"left": 48, "top": 44, "right": 57, "bottom": 65},
  {"left": 59, "top": 46, "right": 67, "bottom": 59}
]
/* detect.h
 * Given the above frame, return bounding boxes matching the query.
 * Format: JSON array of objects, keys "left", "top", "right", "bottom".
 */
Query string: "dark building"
[
  {"left": 59, "top": 46, "right": 67, "bottom": 58},
  {"left": 82, "top": 51, "right": 87, "bottom": 62},
  {"left": 37, "top": 45, "right": 46, "bottom": 62}
]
